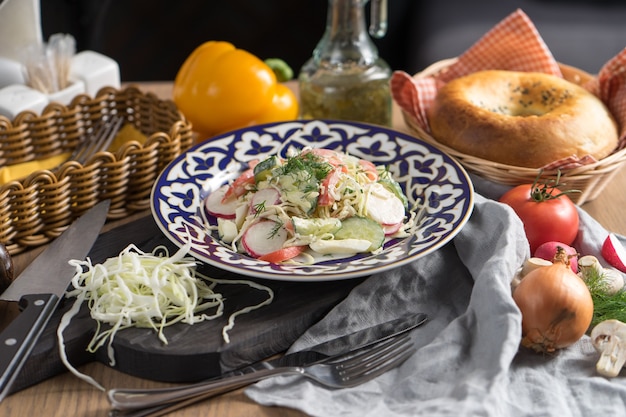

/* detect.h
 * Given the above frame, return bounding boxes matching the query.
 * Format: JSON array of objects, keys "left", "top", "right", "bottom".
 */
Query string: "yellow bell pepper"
[{"left": 173, "top": 41, "right": 298, "bottom": 140}]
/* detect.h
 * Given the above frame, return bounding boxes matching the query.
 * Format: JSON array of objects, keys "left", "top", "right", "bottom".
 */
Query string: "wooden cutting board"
[{"left": 11, "top": 215, "right": 363, "bottom": 392}]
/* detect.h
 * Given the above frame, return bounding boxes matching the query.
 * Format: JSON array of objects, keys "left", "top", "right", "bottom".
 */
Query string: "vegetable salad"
[{"left": 204, "top": 147, "right": 417, "bottom": 264}]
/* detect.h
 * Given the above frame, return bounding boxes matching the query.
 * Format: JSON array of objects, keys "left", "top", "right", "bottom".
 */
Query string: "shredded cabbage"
[
  {"left": 215, "top": 147, "right": 420, "bottom": 262},
  {"left": 57, "top": 243, "right": 274, "bottom": 391}
]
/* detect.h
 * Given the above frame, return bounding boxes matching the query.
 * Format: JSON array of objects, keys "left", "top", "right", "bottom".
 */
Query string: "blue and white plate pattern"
[{"left": 150, "top": 120, "right": 474, "bottom": 281}]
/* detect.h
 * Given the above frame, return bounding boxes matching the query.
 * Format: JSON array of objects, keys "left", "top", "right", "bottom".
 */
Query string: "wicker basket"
[
  {"left": 0, "top": 85, "right": 194, "bottom": 255},
  {"left": 401, "top": 58, "right": 626, "bottom": 206}
]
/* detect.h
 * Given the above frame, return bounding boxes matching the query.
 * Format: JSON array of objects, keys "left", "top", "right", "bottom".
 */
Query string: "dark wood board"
[{"left": 11, "top": 215, "right": 363, "bottom": 392}]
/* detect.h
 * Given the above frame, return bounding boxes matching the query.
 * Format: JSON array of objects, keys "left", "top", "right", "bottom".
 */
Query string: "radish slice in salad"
[
  {"left": 249, "top": 187, "right": 281, "bottom": 215},
  {"left": 203, "top": 147, "right": 416, "bottom": 264},
  {"left": 241, "top": 220, "right": 289, "bottom": 257},
  {"left": 364, "top": 183, "right": 406, "bottom": 226},
  {"left": 205, "top": 185, "right": 238, "bottom": 219},
  {"left": 382, "top": 222, "right": 403, "bottom": 236}
]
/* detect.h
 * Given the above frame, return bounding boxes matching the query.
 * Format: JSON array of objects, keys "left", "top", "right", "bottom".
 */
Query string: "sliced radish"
[
  {"left": 204, "top": 185, "right": 238, "bottom": 219},
  {"left": 382, "top": 222, "right": 403, "bottom": 236},
  {"left": 241, "top": 220, "right": 288, "bottom": 258},
  {"left": 249, "top": 187, "right": 281, "bottom": 215},
  {"left": 364, "top": 184, "right": 405, "bottom": 225},
  {"left": 602, "top": 233, "right": 626, "bottom": 273}
]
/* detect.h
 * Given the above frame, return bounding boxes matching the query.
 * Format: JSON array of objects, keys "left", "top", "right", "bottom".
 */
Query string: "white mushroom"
[
  {"left": 601, "top": 268, "right": 625, "bottom": 295},
  {"left": 578, "top": 255, "right": 625, "bottom": 295},
  {"left": 590, "top": 319, "right": 626, "bottom": 377},
  {"left": 578, "top": 255, "right": 604, "bottom": 278},
  {"left": 511, "top": 257, "right": 552, "bottom": 292},
  {"left": 521, "top": 257, "right": 552, "bottom": 278}
]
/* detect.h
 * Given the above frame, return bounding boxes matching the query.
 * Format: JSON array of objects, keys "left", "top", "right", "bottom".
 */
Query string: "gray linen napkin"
[{"left": 246, "top": 180, "right": 626, "bottom": 417}]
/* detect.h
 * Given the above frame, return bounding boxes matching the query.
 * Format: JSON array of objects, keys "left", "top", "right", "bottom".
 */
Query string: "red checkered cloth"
[{"left": 391, "top": 9, "right": 626, "bottom": 170}]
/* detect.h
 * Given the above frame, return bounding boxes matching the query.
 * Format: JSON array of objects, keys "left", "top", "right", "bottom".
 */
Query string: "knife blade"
[
  {"left": 107, "top": 312, "right": 428, "bottom": 416},
  {"left": 0, "top": 199, "right": 110, "bottom": 402}
]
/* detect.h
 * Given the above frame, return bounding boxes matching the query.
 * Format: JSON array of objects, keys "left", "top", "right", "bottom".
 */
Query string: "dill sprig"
[
  {"left": 278, "top": 152, "right": 333, "bottom": 181},
  {"left": 585, "top": 267, "right": 626, "bottom": 328},
  {"left": 268, "top": 219, "right": 284, "bottom": 239},
  {"left": 252, "top": 201, "right": 266, "bottom": 217}
]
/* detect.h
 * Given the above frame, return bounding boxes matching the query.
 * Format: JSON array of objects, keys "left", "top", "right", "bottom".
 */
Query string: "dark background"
[
  {"left": 39, "top": 0, "right": 419, "bottom": 81},
  {"left": 39, "top": 0, "right": 626, "bottom": 82}
]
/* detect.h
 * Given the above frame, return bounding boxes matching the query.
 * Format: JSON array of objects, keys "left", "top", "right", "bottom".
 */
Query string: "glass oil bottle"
[{"left": 298, "top": 0, "right": 392, "bottom": 126}]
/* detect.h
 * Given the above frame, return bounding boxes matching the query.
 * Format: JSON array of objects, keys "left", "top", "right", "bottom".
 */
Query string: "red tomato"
[
  {"left": 499, "top": 182, "right": 579, "bottom": 253},
  {"left": 221, "top": 160, "right": 259, "bottom": 203},
  {"left": 318, "top": 167, "right": 341, "bottom": 207}
]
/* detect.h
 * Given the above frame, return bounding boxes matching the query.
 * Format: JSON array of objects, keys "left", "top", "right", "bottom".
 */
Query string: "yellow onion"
[{"left": 513, "top": 246, "right": 593, "bottom": 353}]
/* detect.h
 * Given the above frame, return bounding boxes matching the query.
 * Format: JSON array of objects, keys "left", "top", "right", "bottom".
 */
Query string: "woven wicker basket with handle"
[
  {"left": 0, "top": 85, "right": 194, "bottom": 255},
  {"left": 401, "top": 58, "right": 626, "bottom": 205}
]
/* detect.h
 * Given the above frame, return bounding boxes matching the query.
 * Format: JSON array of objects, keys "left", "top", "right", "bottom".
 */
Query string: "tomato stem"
[{"left": 530, "top": 170, "right": 581, "bottom": 202}]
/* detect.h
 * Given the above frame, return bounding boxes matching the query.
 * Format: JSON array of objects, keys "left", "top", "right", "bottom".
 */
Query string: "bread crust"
[{"left": 426, "top": 70, "right": 619, "bottom": 168}]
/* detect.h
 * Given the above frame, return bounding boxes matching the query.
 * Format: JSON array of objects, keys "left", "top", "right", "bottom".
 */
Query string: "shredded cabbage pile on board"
[{"left": 56, "top": 243, "right": 274, "bottom": 391}]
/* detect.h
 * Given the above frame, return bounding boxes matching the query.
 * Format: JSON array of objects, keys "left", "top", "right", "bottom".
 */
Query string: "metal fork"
[
  {"left": 65, "top": 115, "right": 124, "bottom": 166},
  {"left": 108, "top": 333, "right": 415, "bottom": 415}
]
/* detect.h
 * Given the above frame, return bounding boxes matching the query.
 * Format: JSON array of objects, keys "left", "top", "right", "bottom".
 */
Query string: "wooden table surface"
[{"left": 1, "top": 81, "right": 626, "bottom": 417}]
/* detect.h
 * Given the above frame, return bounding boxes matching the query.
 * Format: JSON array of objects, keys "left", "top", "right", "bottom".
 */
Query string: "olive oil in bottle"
[{"left": 298, "top": 0, "right": 392, "bottom": 126}]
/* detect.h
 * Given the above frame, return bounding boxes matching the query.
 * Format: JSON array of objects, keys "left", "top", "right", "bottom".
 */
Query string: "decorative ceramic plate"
[{"left": 151, "top": 120, "right": 474, "bottom": 281}]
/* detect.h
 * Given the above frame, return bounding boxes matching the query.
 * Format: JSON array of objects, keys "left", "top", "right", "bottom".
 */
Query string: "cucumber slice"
[
  {"left": 334, "top": 216, "right": 385, "bottom": 252},
  {"left": 292, "top": 216, "right": 342, "bottom": 236},
  {"left": 378, "top": 178, "right": 409, "bottom": 209},
  {"left": 253, "top": 155, "right": 280, "bottom": 182}
]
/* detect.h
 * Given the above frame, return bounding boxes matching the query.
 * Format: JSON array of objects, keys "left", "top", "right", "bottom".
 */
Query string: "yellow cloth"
[
  {"left": 0, "top": 123, "right": 148, "bottom": 185},
  {"left": 0, "top": 152, "right": 70, "bottom": 184},
  {"left": 108, "top": 123, "right": 147, "bottom": 152}
]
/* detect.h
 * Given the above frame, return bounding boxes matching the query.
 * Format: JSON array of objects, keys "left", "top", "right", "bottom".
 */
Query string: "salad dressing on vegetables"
[{"left": 204, "top": 148, "right": 416, "bottom": 264}]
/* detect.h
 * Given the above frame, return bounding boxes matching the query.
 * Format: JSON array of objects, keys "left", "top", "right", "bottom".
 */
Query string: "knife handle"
[{"left": 0, "top": 293, "right": 60, "bottom": 402}]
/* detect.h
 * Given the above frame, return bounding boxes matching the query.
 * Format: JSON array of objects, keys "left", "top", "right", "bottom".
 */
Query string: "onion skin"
[{"left": 513, "top": 248, "right": 594, "bottom": 353}]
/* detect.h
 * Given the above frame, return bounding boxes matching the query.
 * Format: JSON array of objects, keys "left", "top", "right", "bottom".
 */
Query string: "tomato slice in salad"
[
  {"left": 222, "top": 160, "right": 259, "bottom": 203},
  {"left": 258, "top": 245, "right": 306, "bottom": 263},
  {"left": 318, "top": 167, "right": 341, "bottom": 207},
  {"left": 207, "top": 148, "right": 412, "bottom": 264}
]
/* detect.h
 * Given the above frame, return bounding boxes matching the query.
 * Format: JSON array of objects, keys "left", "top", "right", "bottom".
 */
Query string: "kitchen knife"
[
  {"left": 0, "top": 199, "right": 110, "bottom": 402},
  {"left": 108, "top": 312, "right": 428, "bottom": 416}
]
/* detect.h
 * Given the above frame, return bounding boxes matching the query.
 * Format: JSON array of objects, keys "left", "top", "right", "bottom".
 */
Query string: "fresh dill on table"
[{"left": 585, "top": 267, "right": 626, "bottom": 328}]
